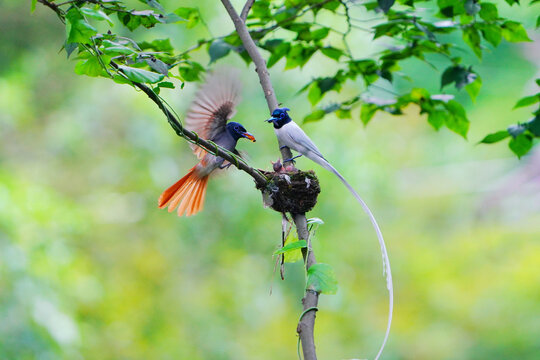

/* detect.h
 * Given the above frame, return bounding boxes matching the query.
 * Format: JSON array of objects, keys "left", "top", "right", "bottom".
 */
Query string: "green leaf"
[
  {"left": 66, "top": 8, "right": 97, "bottom": 44},
  {"left": 80, "top": 7, "right": 114, "bottom": 25},
  {"left": 479, "top": 130, "right": 510, "bottom": 144},
  {"left": 274, "top": 240, "right": 307, "bottom": 255},
  {"left": 145, "top": 0, "right": 164, "bottom": 11},
  {"left": 102, "top": 40, "right": 137, "bottom": 55},
  {"left": 320, "top": 46, "right": 343, "bottom": 60},
  {"left": 479, "top": 2, "right": 498, "bottom": 21},
  {"left": 311, "top": 27, "right": 330, "bottom": 41},
  {"left": 378, "top": 0, "right": 396, "bottom": 13},
  {"left": 178, "top": 61, "right": 204, "bottom": 82},
  {"left": 360, "top": 103, "right": 378, "bottom": 125},
  {"left": 157, "top": 81, "right": 175, "bottom": 89},
  {"left": 119, "top": 65, "right": 165, "bottom": 83},
  {"left": 306, "top": 263, "right": 338, "bottom": 295},
  {"left": 509, "top": 133, "right": 533, "bottom": 158},
  {"left": 74, "top": 57, "right": 107, "bottom": 77},
  {"left": 427, "top": 110, "right": 447, "bottom": 130},
  {"left": 443, "top": 100, "right": 469, "bottom": 138},
  {"left": 174, "top": 7, "right": 199, "bottom": 28},
  {"left": 537, "top": 15, "right": 540, "bottom": 29},
  {"left": 479, "top": 23, "right": 502, "bottom": 46},
  {"left": 308, "top": 83, "right": 322, "bottom": 106},
  {"left": 303, "top": 109, "right": 326, "bottom": 123},
  {"left": 282, "top": 235, "right": 303, "bottom": 263},
  {"left": 31, "top": 0, "right": 37, "bottom": 13},
  {"left": 462, "top": 25, "right": 482, "bottom": 59},
  {"left": 513, "top": 94, "right": 540, "bottom": 109},
  {"left": 208, "top": 40, "right": 232, "bottom": 63},
  {"left": 465, "top": 75, "right": 482, "bottom": 102},
  {"left": 501, "top": 21, "right": 532, "bottom": 42},
  {"left": 139, "top": 38, "right": 173, "bottom": 53},
  {"left": 527, "top": 116, "right": 540, "bottom": 136}
]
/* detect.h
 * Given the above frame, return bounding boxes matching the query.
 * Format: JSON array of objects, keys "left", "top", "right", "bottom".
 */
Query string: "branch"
[
  {"left": 108, "top": 61, "right": 268, "bottom": 188},
  {"left": 219, "top": 1, "right": 320, "bottom": 359},
  {"left": 240, "top": 0, "right": 255, "bottom": 22}
]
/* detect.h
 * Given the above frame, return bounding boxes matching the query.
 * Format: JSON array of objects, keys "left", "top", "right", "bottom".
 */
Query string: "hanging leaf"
[
  {"left": 274, "top": 240, "right": 307, "bottom": 255},
  {"left": 118, "top": 65, "right": 165, "bottom": 83},
  {"left": 306, "top": 263, "right": 338, "bottom": 295},
  {"left": 509, "top": 133, "right": 533, "bottom": 158},
  {"left": 479, "top": 130, "right": 510, "bottom": 144},
  {"left": 208, "top": 40, "right": 232, "bottom": 63}
]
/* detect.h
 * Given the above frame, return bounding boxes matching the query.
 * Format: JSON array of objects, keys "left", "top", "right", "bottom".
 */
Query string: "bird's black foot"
[
  {"left": 279, "top": 145, "right": 288, "bottom": 150},
  {"left": 219, "top": 163, "right": 233, "bottom": 169},
  {"left": 283, "top": 154, "right": 303, "bottom": 163}
]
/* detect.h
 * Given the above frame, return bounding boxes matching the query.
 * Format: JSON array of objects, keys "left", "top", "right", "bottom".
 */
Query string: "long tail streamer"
[{"left": 320, "top": 161, "right": 393, "bottom": 360}]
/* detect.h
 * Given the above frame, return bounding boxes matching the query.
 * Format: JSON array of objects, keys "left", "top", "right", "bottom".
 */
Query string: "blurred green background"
[{"left": 1, "top": 1, "right": 539, "bottom": 359}]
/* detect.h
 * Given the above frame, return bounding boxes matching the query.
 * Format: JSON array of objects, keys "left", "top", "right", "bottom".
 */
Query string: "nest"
[{"left": 256, "top": 170, "right": 321, "bottom": 214}]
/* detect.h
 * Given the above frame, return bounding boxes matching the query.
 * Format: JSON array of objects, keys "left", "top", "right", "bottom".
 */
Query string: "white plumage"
[{"left": 271, "top": 112, "right": 393, "bottom": 360}]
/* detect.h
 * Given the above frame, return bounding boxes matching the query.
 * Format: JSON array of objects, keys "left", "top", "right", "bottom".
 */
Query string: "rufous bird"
[
  {"left": 266, "top": 107, "right": 392, "bottom": 360},
  {"left": 158, "top": 71, "right": 256, "bottom": 216}
]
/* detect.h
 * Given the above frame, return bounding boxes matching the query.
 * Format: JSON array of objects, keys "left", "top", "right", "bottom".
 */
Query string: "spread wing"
[{"left": 184, "top": 70, "right": 241, "bottom": 159}]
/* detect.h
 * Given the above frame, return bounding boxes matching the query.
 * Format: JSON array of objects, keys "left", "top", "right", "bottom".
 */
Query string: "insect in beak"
[{"left": 242, "top": 132, "right": 256, "bottom": 142}]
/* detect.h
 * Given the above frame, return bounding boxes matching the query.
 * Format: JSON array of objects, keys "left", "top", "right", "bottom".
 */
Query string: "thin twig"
[{"left": 240, "top": 0, "right": 255, "bottom": 22}]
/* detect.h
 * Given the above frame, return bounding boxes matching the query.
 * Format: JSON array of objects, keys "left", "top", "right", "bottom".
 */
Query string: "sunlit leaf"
[
  {"left": 509, "top": 133, "right": 533, "bottom": 158},
  {"left": 274, "top": 240, "right": 307, "bottom": 255},
  {"left": 306, "top": 263, "right": 338, "bottom": 295},
  {"left": 513, "top": 94, "right": 540, "bottom": 109},
  {"left": 479, "top": 130, "right": 510, "bottom": 144}
]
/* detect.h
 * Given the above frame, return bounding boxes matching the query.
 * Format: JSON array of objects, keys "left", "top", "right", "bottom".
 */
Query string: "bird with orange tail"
[{"left": 158, "top": 71, "right": 256, "bottom": 216}]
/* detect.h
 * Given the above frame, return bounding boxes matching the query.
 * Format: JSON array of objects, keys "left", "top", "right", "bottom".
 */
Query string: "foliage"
[{"left": 37, "top": 0, "right": 539, "bottom": 156}]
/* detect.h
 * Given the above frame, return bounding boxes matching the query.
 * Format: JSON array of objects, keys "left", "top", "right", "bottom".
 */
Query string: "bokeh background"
[{"left": 1, "top": 1, "right": 539, "bottom": 359}]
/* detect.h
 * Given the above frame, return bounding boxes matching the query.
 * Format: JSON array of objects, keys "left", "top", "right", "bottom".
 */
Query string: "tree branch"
[
  {"left": 240, "top": 0, "right": 255, "bottom": 22},
  {"left": 107, "top": 62, "right": 268, "bottom": 188},
  {"left": 219, "top": 1, "right": 320, "bottom": 359}
]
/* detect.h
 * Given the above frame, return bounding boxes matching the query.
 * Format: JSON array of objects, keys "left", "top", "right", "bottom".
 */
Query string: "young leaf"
[
  {"left": 479, "top": 130, "right": 510, "bottom": 144},
  {"left": 501, "top": 21, "right": 532, "bottom": 42},
  {"left": 118, "top": 65, "right": 165, "bottom": 83},
  {"left": 513, "top": 94, "right": 540, "bottom": 109},
  {"left": 462, "top": 25, "right": 482, "bottom": 59},
  {"left": 509, "top": 133, "right": 533, "bottom": 158},
  {"left": 465, "top": 75, "right": 482, "bottom": 102},
  {"left": 66, "top": 8, "right": 97, "bottom": 44},
  {"left": 80, "top": 7, "right": 114, "bottom": 25},
  {"left": 274, "top": 240, "right": 307, "bottom": 255},
  {"left": 74, "top": 57, "right": 107, "bottom": 77},
  {"left": 174, "top": 7, "right": 199, "bottom": 28},
  {"left": 479, "top": 2, "right": 498, "bottom": 21},
  {"left": 306, "top": 263, "right": 338, "bottom": 295},
  {"left": 303, "top": 109, "right": 326, "bottom": 123},
  {"left": 427, "top": 110, "right": 447, "bottom": 130},
  {"left": 208, "top": 40, "right": 232, "bottom": 63},
  {"left": 360, "top": 103, "right": 378, "bottom": 125}
]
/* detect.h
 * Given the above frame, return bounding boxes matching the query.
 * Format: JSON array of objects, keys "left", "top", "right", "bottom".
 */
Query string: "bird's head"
[
  {"left": 266, "top": 107, "right": 292, "bottom": 129},
  {"left": 226, "top": 122, "right": 256, "bottom": 142}
]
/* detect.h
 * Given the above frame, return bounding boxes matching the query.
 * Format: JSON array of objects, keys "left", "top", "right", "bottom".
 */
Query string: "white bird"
[{"left": 266, "top": 107, "right": 393, "bottom": 360}]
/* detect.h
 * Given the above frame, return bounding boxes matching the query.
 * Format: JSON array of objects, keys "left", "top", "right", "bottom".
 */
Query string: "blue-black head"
[
  {"left": 266, "top": 107, "right": 292, "bottom": 129},
  {"left": 226, "top": 121, "right": 256, "bottom": 142}
]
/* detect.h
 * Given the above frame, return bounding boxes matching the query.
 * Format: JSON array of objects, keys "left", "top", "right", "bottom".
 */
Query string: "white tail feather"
[{"left": 317, "top": 157, "right": 393, "bottom": 360}]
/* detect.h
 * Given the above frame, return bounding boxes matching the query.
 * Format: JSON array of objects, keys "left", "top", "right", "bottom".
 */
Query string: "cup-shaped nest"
[{"left": 256, "top": 170, "right": 321, "bottom": 214}]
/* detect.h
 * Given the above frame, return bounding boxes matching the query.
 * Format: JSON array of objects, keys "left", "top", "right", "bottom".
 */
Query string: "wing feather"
[{"left": 185, "top": 70, "right": 241, "bottom": 159}]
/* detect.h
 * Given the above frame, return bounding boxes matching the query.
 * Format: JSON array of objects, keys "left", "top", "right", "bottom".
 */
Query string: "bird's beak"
[
  {"left": 242, "top": 132, "right": 256, "bottom": 142},
  {"left": 266, "top": 116, "right": 277, "bottom": 123}
]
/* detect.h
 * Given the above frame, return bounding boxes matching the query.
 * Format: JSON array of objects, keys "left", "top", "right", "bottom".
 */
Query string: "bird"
[
  {"left": 266, "top": 107, "right": 393, "bottom": 360},
  {"left": 158, "top": 71, "right": 256, "bottom": 217}
]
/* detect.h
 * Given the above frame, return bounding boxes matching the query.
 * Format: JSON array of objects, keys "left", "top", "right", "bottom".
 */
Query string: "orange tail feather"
[{"left": 158, "top": 166, "right": 209, "bottom": 217}]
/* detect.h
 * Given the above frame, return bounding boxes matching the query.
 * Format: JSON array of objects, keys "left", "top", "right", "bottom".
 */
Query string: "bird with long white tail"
[{"left": 266, "top": 107, "right": 393, "bottom": 360}]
